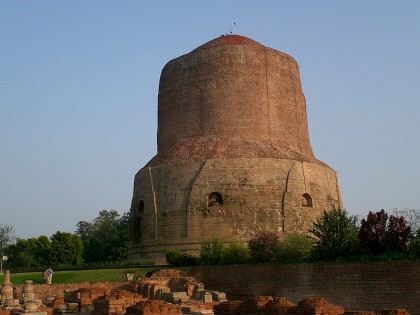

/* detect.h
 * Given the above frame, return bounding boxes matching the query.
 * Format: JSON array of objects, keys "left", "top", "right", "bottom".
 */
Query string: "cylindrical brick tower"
[{"left": 128, "top": 35, "right": 342, "bottom": 261}]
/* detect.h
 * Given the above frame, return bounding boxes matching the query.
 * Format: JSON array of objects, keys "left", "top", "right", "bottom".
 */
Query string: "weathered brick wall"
[
  {"left": 127, "top": 34, "right": 342, "bottom": 261},
  {"left": 128, "top": 158, "right": 341, "bottom": 259},
  {"left": 12, "top": 282, "right": 126, "bottom": 301},
  {"left": 189, "top": 261, "right": 420, "bottom": 315},
  {"left": 155, "top": 35, "right": 313, "bottom": 164}
]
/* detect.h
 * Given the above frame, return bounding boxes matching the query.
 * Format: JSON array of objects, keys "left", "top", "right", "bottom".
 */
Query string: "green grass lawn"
[{"left": 0, "top": 267, "right": 161, "bottom": 285}]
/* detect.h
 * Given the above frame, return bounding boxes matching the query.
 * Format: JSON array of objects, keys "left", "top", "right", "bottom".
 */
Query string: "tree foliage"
[
  {"left": 166, "top": 249, "right": 199, "bottom": 266},
  {"left": 6, "top": 233, "right": 83, "bottom": 269},
  {"left": 247, "top": 231, "right": 279, "bottom": 263},
  {"left": 393, "top": 208, "right": 420, "bottom": 232},
  {"left": 199, "top": 237, "right": 225, "bottom": 265},
  {"left": 410, "top": 230, "right": 420, "bottom": 257},
  {"left": 76, "top": 210, "right": 129, "bottom": 263},
  {"left": 166, "top": 249, "right": 184, "bottom": 266},
  {"left": 358, "top": 209, "right": 388, "bottom": 255},
  {"left": 358, "top": 209, "right": 411, "bottom": 255},
  {"left": 6, "top": 235, "right": 51, "bottom": 268},
  {"left": 276, "top": 233, "right": 313, "bottom": 262},
  {"left": 49, "top": 231, "right": 84, "bottom": 266},
  {"left": 386, "top": 215, "right": 411, "bottom": 252},
  {"left": 221, "top": 241, "right": 250, "bottom": 265},
  {"left": 0, "top": 223, "right": 15, "bottom": 253},
  {"left": 308, "top": 208, "right": 358, "bottom": 260}
]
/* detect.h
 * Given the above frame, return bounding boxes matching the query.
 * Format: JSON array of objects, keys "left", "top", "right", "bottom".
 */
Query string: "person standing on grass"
[
  {"left": 42, "top": 270, "right": 48, "bottom": 284},
  {"left": 46, "top": 267, "right": 53, "bottom": 284}
]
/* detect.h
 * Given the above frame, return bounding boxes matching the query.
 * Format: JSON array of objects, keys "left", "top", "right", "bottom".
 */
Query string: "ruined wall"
[
  {"left": 128, "top": 158, "right": 341, "bottom": 259},
  {"left": 12, "top": 261, "right": 420, "bottom": 314},
  {"left": 190, "top": 261, "right": 420, "bottom": 314},
  {"left": 12, "top": 282, "right": 126, "bottom": 301}
]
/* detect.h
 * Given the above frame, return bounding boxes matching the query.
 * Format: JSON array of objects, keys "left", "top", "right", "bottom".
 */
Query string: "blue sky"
[{"left": 1, "top": 1, "right": 419, "bottom": 239}]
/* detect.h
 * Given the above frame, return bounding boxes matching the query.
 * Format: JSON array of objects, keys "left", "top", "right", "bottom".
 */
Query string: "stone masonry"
[
  {"left": 1, "top": 268, "right": 413, "bottom": 314},
  {"left": 128, "top": 35, "right": 342, "bottom": 260}
]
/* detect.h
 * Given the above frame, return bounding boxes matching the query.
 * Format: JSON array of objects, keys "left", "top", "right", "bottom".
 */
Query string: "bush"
[
  {"left": 309, "top": 208, "right": 358, "bottom": 260},
  {"left": 358, "top": 209, "right": 411, "bottom": 255},
  {"left": 166, "top": 249, "right": 184, "bottom": 266},
  {"left": 386, "top": 215, "right": 411, "bottom": 252},
  {"left": 181, "top": 253, "right": 200, "bottom": 266},
  {"left": 276, "top": 233, "right": 313, "bottom": 262},
  {"left": 357, "top": 251, "right": 411, "bottom": 262},
  {"left": 221, "top": 242, "right": 250, "bottom": 265},
  {"left": 248, "top": 231, "right": 279, "bottom": 263},
  {"left": 165, "top": 249, "right": 199, "bottom": 267},
  {"left": 200, "top": 237, "right": 225, "bottom": 265},
  {"left": 410, "top": 230, "right": 420, "bottom": 257}
]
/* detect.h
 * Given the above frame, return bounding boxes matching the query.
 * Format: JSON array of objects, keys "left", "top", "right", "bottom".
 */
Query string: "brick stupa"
[{"left": 128, "top": 35, "right": 342, "bottom": 260}]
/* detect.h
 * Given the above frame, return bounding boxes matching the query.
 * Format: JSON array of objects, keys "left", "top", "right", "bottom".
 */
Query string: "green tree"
[
  {"left": 276, "top": 233, "right": 313, "bottom": 262},
  {"left": 6, "top": 235, "right": 51, "bottom": 269},
  {"left": 309, "top": 208, "right": 358, "bottom": 260},
  {"left": 248, "top": 231, "right": 279, "bottom": 263},
  {"left": 76, "top": 210, "right": 129, "bottom": 263},
  {"left": 200, "top": 237, "right": 225, "bottom": 265},
  {"left": 107, "top": 211, "right": 130, "bottom": 261},
  {"left": 49, "top": 231, "right": 83, "bottom": 266},
  {"left": 221, "top": 241, "right": 250, "bottom": 265},
  {"left": 12, "top": 251, "right": 37, "bottom": 269}
]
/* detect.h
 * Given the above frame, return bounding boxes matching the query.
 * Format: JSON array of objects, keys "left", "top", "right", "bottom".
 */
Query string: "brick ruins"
[
  {"left": 128, "top": 35, "right": 342, "bottom": 261},
  {"left": 0, "top": 269, "right": 411, "bottom": 315}
]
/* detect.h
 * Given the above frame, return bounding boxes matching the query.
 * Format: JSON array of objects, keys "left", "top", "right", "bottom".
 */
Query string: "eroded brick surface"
[
  {"left": 288, "top": 297, "right": 345, "bottom": 315},
  {"left": 2, "top": 271, "right": 414, "bottom": 315},
  {"left": 190, "top": 262, "right": 419, "bottom": 315},
  {"left": 127, "top": 35, "right": 342, "bottom": 261}
]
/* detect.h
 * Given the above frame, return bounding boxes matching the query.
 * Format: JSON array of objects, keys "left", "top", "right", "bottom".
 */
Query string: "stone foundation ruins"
[
  {"left": 0, "top": 269, "right": 412, "bottom": 315},
  {"left": 0, "top": 270, "right": 48, "bottom": 315}
]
